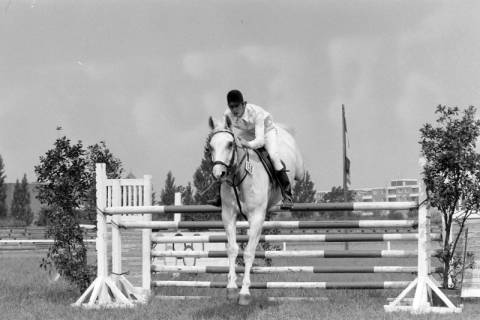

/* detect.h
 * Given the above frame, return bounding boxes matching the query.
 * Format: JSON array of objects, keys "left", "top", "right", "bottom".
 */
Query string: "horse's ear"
[
  {"left": 225, "top": 115, "right": 232, "bottom": 130},
  {"left": 208, "top": 116, "right": 215, "bottom": 130}
]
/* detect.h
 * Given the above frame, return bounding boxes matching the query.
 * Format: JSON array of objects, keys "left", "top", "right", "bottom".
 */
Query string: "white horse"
[{"left": 208, "top": 116, "right": 304, "bottom": 305}]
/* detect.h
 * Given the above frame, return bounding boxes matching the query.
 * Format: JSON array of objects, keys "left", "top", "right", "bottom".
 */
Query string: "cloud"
[
  {"left": 394, "top": 72, "right": 444, "bottom": 127},
  {"left": 132, "top": 92, "right": 163, "bottom": 138},
  {"left": 326, "top": 36, "right": 381, "bottom": 124},
  {"left": 201, "top": 91, "right": 224, "bottom": 118},
  {"left": 395, "top": 1, "right": 480, "bottom": 126},
  {"left": 399, "top": 2, "right": 480, "bottom": 49},
  {"left": 398, "top": 2, "right": 480, "bottom": 106},
  {"left": 182, "top": 53, "right": 211, "bottom": 79},
  {"left": 182, "top": 45, "right": 307, "bottom": 114}
]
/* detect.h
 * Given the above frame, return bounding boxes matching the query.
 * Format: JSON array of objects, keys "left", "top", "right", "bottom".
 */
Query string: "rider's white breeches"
[{"left": 264, "top": 128, "right": 283, "bottom": 171}]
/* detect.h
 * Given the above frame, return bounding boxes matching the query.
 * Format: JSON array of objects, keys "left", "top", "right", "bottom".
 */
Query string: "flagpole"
[
  {"left": 342, "top": 104, "right": 348, "bottom": 202},
  {"left": 342, "top": 104, "right": 349, "bottom": 251}
]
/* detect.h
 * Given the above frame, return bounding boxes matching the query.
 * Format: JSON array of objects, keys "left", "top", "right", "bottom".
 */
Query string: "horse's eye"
[
  {"left": 205, "top": 145, "right": 212, "bottom": 155},
  {"left": 227, "top": 142, "right": 233, "bottom": 149}
]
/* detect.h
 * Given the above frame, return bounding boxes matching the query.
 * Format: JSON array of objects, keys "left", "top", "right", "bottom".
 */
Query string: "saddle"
[{"left": 252, "top": 147, "right": 281, "bottom": 188}]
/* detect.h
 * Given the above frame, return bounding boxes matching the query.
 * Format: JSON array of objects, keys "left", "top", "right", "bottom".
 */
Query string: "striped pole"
[
  {"left": 118, "top": 219, "right": 419, "bottom": 230},
  {"left": 154, "top": 296, "right": 329, "bottom": 302},
  {"left": 152, "top": 281, "right": 411, "bottom": 289},
  {"left": 151, "top": 265, "right": 443, "bottom": 274},
  {"left": 104, "top": 201, "right": 418, "bottom": 215},
  {"left": 151, "top": 249, "right": 422, "bottom": 258},
  {"left": 150, "top": 233, "right": 439, "bottom": 243}
]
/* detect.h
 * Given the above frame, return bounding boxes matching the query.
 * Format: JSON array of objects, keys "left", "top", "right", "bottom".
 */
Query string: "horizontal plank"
[
  {"left": 151, "top": 249, "right": 423, "bottom": 258},
  {"left": 151, "top": 265, "right": 444, "bottom": 274},
  {"left": 104, "top": 201, "right": 418, "bottom": 215},
  {"left": 151, "top": 233, "right": 437, "bottom": 243},
  {"left": 152, "top": 280, "right": 411, "bottom": 289},
  {"left": 119, "top": 220, "right": 419, "bottom": 230}
]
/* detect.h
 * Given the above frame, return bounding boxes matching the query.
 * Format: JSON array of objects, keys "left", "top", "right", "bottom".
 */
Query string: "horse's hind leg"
[
  {"left": 222, "top": 208, "right": 239, "bottom": 300},
  {"left": 239, "top": 209, "right": 265, "bottom": 306}
]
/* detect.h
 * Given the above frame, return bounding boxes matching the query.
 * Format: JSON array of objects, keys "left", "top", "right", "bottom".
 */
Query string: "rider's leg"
[
  {"left": 265, "top": 129, "right": 293, "bottom": 209},
  {"left": 264, "top": 128, "right": 283, "bottom": 170}
]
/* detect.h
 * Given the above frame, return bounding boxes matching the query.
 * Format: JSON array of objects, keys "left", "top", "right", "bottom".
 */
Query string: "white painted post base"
[
  {"left": 384, "top": 277, "right": 462, "bottom": 314},
  {"left": 72, "top": 276, "right": 134, "bottom": 309}
]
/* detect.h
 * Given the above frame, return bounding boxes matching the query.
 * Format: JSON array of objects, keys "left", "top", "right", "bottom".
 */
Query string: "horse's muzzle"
[{"left": 212, "top": 163, "right": 228, "bottom": 180}]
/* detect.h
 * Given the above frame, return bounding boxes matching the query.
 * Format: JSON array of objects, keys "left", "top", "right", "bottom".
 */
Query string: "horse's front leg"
[
  {"left": 222, "top": 207, "right": 239, "bottom": 300},
  {"left": 239, "top": 208, "right": 265, "bottom": 306}
]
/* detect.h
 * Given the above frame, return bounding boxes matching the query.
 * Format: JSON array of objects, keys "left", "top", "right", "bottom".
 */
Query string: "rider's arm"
[{"left": 246, "top": 115, "right": 265, "bottom": 149}]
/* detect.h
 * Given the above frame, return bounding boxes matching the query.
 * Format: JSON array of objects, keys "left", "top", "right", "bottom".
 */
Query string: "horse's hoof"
[
  {"left": 226, "top": 288, "right": 238, "bottom": 300},
  {"left": 238, "top": 293, "right": 252, "bottom": 306}
]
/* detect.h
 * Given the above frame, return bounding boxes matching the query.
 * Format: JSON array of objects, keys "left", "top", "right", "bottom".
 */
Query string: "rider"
[{"left": 207, "top": 89, "right": 293, "bottom": 209}]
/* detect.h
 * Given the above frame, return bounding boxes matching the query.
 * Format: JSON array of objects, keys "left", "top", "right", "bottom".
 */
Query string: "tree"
[
  {"left": 0, "top": 155, "right": 7, "bottom": 218},
  {"left": 35, "top": 136, "right": 123, "bottom": 291},
  {"left": 420, "top": 105, "right": 480, "bottom": 288},
  {"left": 291, "top": 171, "right": 317, "bottom": 219},
  {"left": 192, "top": 137, "right": 219, "bottom": 220},
  {"left": 36, "top": 207, "right": 52, "bottom": 226},
  {"left": 10, "top": 174, "right": 33, "bottom": 226},
  {"left": 176, "top": 182, "right": 196, "bottom": 221},
  {"left": 158, "top": 171, "right": 182, "bottom": 220},
  {"left": 160, "top": 171, "right": 177, "bottom": 205},
  {"left": 181, "top": 182, "right": 194, "bottom": 205},
  {"left": 322, "top": 186, "right": 356, "bottom": 220},
  {"left": 10, "top": 179, "right": 20, "bottom": 220},
  {"left": 35, "top": 137, "right": 93, "bottom": 291},
  {"left": 323, "top": 186, "right": 356, "bottom": 203},
  {"left": 193, "top": 138, "right": 215, "bottom": 203}
]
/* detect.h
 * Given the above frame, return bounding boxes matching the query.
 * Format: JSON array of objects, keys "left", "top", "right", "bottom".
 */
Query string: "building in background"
[
  {"left": 316, "top": 178, "right": 419, "bottom": 203},
  {"left": 387, "top": 179, "right": 419, "bottom": 202}
]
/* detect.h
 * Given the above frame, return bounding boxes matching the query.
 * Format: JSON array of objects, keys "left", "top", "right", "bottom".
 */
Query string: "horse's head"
[{"left": 208, "top": 116, "right": 236, "bottom": 180}]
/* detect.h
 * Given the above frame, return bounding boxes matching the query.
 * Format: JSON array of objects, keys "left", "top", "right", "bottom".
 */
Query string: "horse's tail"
[
  {"left": 276, "top": 123, "right": 296, "bottom": 136},
  {"left": 276, "top": 124, "right": 305, "bottom": 181}
]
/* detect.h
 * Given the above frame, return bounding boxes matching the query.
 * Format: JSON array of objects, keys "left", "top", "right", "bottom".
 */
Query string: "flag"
[
  {"left": 345, "top": 156, "right": 351, "bottom": 185},
  {"left": 342, "top": 105, "right": 351, "bottom": 187}
]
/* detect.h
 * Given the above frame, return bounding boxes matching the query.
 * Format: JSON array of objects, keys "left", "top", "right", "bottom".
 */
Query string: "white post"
[
  {"left": 173, "top": 192, "right": 182, "bottom": 274},
  {"left": 74, "top": 164, "right": 134, "bottom": 307},
  {"left": 142, "top": 175, "right": 153, "bottom": 294},
  {"left": 174, "top": 192, "right": 182, "bottom": 224},
  {"left": 111, "top": 180, "right": 122, "bottom": 282},
  {"left": 96, "top": 164, "right": 109, "bottom": 280},
  {"left": 412, "top": 201, "right": 430, "bottom": 311}
]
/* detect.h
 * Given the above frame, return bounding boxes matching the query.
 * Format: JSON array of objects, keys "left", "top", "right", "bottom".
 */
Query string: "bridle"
[
  {"left": 208, "top": 129, "right": 250, "bottom": 220},
  {"left": 209, "top": 129, "right": 238, "bottom": 173}
]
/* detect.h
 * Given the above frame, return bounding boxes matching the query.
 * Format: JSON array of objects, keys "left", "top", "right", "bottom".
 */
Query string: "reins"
[{"left": 207, "top": 129, "right": 251, "bottom": 220}]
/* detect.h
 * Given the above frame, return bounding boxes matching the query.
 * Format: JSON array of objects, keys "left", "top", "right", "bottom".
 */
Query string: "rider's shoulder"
[{"left": 247, "top": 103, "right": 270, "bottom": 118}]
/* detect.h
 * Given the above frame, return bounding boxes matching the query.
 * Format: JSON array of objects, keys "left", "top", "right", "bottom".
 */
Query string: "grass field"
[{"left": 1, "top": 249, "right": 479, "bottom": 320}]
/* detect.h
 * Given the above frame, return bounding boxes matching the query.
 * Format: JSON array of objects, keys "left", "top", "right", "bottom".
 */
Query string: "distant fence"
[{"left": 0, "top": 226, "right": 96, "bottom": 251}]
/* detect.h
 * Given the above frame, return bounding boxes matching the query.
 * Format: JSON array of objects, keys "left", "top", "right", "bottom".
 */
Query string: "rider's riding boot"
[{"left": 276, "top": 169, "right": 293, "bottom": 210}]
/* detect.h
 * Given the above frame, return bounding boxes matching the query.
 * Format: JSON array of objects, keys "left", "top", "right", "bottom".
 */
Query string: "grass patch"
[{"left": 0, "top": 252, "right": 478, "bottom": 320}]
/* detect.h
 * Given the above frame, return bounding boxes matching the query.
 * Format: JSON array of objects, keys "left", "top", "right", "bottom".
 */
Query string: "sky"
[{"left": 1, "top": 0, "right": 480, "bottom": 193}]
